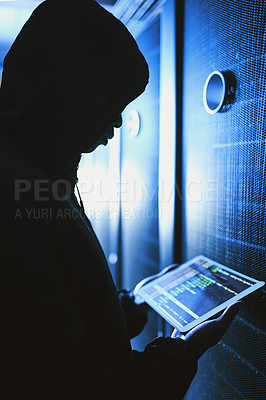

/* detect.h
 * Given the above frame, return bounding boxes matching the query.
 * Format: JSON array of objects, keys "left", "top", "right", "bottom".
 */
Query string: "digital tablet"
[{"left": 136, "top": 255, "right": 265, "bottom": 333}]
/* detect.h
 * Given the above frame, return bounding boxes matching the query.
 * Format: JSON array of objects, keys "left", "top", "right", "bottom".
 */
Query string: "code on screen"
[{"left": 140, "top": 259, "right": 254, "bottom": 327}]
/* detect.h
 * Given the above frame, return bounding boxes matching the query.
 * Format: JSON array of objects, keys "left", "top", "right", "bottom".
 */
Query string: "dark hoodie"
[{"left": 0, "top": 1, "right": 197, "bottom": 399}]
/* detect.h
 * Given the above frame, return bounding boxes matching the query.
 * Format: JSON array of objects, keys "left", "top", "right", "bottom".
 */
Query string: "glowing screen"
[{"left": 138, "top": 256, "right": 262, "bottom": 328}]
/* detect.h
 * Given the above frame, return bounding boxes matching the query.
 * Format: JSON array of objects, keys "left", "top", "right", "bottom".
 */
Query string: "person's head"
[
  {"left": 0, "top": 0, "right": 149, "bottom": 158},
  {"left": 87, "top": 114, "right": 123, "bottom": 153}
]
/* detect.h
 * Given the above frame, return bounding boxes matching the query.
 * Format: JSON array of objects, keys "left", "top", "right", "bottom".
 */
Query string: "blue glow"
[
  {"left": 0, "top": 2, "right": 42, "bottom": 42},
  {"left": 126, "top": 109, "right": 140, "bottom": 137},
  {"left": 77, "top": 128, "right": 121, "bottom": 220},
  {"left": 0, "top": 1, "right": 43, "bottom": 70},
  {"left": 108, "top": 252, "right": 118, "bottom": 265},
  {"left": 158, "top": 0, "right": 176, "bottom": 268}
]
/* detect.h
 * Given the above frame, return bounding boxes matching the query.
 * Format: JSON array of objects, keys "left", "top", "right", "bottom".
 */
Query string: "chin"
[
  {"left": 82, "top": 135, "right": 109, "bottom": 153},
  {"left": 83, "top": 147, "right": 96, "bottom": 154},
  {"left": 83, "top": 142, "right": 104, "bottom": 154}
]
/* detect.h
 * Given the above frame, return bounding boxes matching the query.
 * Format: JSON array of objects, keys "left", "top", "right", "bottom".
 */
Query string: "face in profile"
[
  {"left": 86, "top": 114, "right": 122, "bottom": 153},
  {"left": 0, "top": 0, "right": 149, "bottom": 161}
]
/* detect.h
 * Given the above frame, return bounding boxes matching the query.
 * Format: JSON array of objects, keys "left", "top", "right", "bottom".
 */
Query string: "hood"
[{"left": 0, "top": 0, "right": 149, "bottom": 159}]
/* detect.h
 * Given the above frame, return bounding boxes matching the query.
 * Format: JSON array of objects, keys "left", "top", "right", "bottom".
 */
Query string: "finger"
[
  {"left": 219, "top": 301, "right": 243, "bottom": 324},
  {"left": 171, "top": 328, "right": 178, "bottom": 338}
]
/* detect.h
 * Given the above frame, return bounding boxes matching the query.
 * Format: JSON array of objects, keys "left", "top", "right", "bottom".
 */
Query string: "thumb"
[{"left": 218, "top": 301, "right": 243, "bottom": 326}]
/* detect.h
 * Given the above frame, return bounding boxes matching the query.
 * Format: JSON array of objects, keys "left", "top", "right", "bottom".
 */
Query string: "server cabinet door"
[{"left": 182, "top": 1, "right": 266, "bottom": 399}]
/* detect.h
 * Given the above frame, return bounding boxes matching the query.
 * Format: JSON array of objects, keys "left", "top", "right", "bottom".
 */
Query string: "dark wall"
[{"left": 182, "top": 0, "right": 266, "bottom": 399}]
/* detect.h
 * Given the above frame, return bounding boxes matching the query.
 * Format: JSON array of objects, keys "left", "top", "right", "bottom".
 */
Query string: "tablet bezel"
[{"left": 137, "top": 255, "right": 265, "bottom": 333}]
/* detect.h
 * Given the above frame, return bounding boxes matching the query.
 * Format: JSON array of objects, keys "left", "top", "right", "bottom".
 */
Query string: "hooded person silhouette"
[
  {"left": 0, "top": 1, "right": 198, "bottom": 399},
  {"left": 0, "top": 1, "right": 241, "bottom": 399}
]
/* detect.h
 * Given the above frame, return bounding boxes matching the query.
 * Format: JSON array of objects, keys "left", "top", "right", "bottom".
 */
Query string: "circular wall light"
[
  {"left": 108, "top": 252, "right": 118, "bottom": 265},
  {"left": 203, "top": 70, "right": 236, "bottom": 114},
  {"left": 126, "top": 110, "right": 140, "bottom": 137}
]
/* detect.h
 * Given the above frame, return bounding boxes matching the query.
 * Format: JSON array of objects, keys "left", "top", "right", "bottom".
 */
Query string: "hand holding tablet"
[
  {"left": 135, "top": 255, "right": 265, "bottom": 333},
  {"left": 172, "top": 301, "right": 243, "bottom": 359}
]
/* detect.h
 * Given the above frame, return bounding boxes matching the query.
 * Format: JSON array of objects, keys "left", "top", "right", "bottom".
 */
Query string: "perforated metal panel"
[{"left": 182, "top": 0, "right": 266, "bottom": 398}]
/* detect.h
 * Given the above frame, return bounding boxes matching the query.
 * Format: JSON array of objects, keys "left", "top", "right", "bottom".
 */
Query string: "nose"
[{"left": 113, "top": 114, "right": 122, "bottom": 128}]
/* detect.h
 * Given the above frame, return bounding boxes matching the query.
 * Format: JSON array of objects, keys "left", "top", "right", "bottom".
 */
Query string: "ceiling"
[
  {"left": 0, "top": 0, "right": 117, "bottom": 7},
  {"left": 0, "top": 0, "right": 165, "bottom": 40},
  {"left": 99, "top": 0, "right": 117, "bottom": 4}
]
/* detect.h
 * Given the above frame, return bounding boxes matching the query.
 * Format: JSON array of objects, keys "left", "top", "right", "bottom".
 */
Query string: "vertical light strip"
[
  {"left": 108, "top": 128, "right": 121, "bottom": 284},
  {"left": 159, "top": 0, "right": 176, "bottom": 269}
]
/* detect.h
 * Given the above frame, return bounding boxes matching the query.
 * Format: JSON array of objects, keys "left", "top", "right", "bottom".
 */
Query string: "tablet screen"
[{"left": 137, "top": 255, "right": 265, "bottom": 332}]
